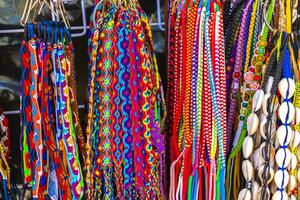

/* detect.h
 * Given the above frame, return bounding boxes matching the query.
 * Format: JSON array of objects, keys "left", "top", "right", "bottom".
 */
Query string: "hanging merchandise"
[
  {"left": 0, "top": 109, "right": 11, "bottom": 200},
  {"left": 166, "top": 0, "right": 227, "bottom": 199},
  {"left": 225, "top": 0, "right": 273, "bottom": 198},
  {"left": 85, "top": 0, "right": 166, "bottom": 199},
  {"left": 224, "top": 0, "right": 300, "bottom": 199},
  {"left": 19, "top": 1, "right": 84, "bottom": 199}
]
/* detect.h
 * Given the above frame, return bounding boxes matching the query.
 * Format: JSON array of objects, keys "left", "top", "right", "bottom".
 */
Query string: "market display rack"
[
  {"left": 0, "top": 0, "right": 165, "bottom": 36},
  {"left": 1, "top": 0, "right": 165, "bottom": 116}
]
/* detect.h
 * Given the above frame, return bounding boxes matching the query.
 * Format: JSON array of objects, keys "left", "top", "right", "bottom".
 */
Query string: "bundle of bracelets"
[
  {"left": 85, "top": 0, "right": 166, "bottom": 199},
  {"left": 20, "top": 22, "right": 84, "bottom": 199},
  {"left": 225, "top": 0, "right": 300, "bottom": 198},
  {"left": 167, "top": 0, "right": 227, "bottom": 199}
]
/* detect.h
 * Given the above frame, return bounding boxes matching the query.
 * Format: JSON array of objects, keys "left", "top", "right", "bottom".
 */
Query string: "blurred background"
[{"left": 0, "top": 0, "right": 166, "bottom": 197}]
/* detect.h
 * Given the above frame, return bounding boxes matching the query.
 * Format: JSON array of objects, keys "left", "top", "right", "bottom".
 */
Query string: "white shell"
[
  {"left": 259, "top": 119, "right": 276, "bottom": 140},
  {"left": 251, "top": 181, "right": 259, "bottom": 200},
  {"left": 291, "top": 130, "right": 300, "bottom": 148},
  {"left": 262, "top": 93, "right": 271, "bottom": 115},
  {"left": 266, "top": 77, "right": 274, "bottom": 92},
  {"left": 295, "top": 107, "right": 300, "bottom": 124},
  {"left": 288, "top": 175, "right": 297, "bottom": 192},
  {"left": 278, "top": 78, "right": 295, "bottom": 99},
  {"left": 275, "top": 148, "right": 292, "bottom": 168},
  {"left": 262, "top": 95, "right": 279, "bottom": 115},
  {"left": 253, "top": 148, "right": 263, "bottom": 169},
  {"left": 276, "top": 125, "right": 293, "bottom": 146},
  {"left": 271, "top": 190, "right": 288, "bottom": 200},
  {"left": 289, "top": 154, "right": 298, "bottom": 171},
  {"left": 238, "top": 188, "right": 251, "bottom": 200},
  {"left": 274, "top": 169, "right": 289, "bottom": 188},
  {"left": 258, "top": 165, "right": 274, "bottom": 183},
  {"left": 243, "top": 136, "right": 254, "bottom": 159},
  {"left": 242, "top": 160, "right": 254, "bottom": 181},
  {"left": 259, "top": 142, "right": 276, "bottom": 163},
  {"left": 259, "top": 113, "right": 267, "bottom": 122},
  {"left": 278, "top": 101, "right": 295, "bottom": 124},
  {"left": 254, "top": 133, "right": 262, "bottom": 148},
  {"left": 247, "top": 113, "right": 259, "bottom": 135},
  {"left": 274, "top": 137, "right": 280, "bottom": 149},
  {"left": 271, "top": 96, "right": 280, "bottom": 112},
  {"left": 290, "top": 195, "right": 297, "bottom": 200},
  {"left": 252, "top": 89, "right": 264, "bottom": 112}
]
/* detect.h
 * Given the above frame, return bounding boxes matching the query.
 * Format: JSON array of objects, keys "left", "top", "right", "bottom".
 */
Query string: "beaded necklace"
[
  {"left": 226, "top": 0, "right": 254, "bottom": 153},
  {"left": 235, "top": 0, "right": 260, "bottom": 198}
]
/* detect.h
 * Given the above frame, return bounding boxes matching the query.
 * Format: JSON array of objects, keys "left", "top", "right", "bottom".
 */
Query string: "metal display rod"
[{"left": 0, "top": 0, "right": 165, "bottom": 36}]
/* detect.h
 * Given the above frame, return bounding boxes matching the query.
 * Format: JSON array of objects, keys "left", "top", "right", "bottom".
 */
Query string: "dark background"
[{"left": 0, "top": 0, "right": 166, "bottom": 191}]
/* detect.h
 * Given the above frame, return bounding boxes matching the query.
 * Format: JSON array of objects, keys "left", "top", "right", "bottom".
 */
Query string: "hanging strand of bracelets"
[
  {"left": 180, "top": 1, "right": 197, "bottom": 199},
  {"left": 214, "top": 3, "right": 228, "bottom": 198},
  {"left": 169, "top": 2, "right": 184, "bottom": 198},
  {"left": 287, "top": 35, "right": 300, "bottom": 200},
  {"left": 204, "top": 1, "right": 227, "bottom": 199},
  {"left": 272, "top": 1, "right": 295, "bottom": 200},
  {"left": 273, "top": 1, "right": 297, "bottom": 199},
  {"left": 96, "top": 6, "right": 117, "bottom": 198},
  {"left": 297, "top": 35, "right": 300, "bottom": 198},
  {"left": 259, "top": 32, "right": 287, "bottom": 199},
  {"left": 237, "top": 0, "right": 261, "bottom": 199},
  {"left": 92, "top": 8, "right": 111, "bottom": 198},
  {"left": 283, "top": 2, "right": 299, "bottom": 198},
  {"left": 226, "top": 0, "right": 276, "bottom": 198},
  {"left": 85, "top": 16, "right": 101, "bottom": 199},
  {"left": 201, "top": 7, "right": 215, "bottom": 200},
  {"left": 273, "top": 35, "right": 294, "bottom": 200},
  {"left": 225, "top": 0, "right": 255, "bottom": 198},
  {"left": 169, "top": 0, "right": 189, "bottom": 198},
  {"left": 288, "top": 40, "right": 300, "bottom": 199},
  {"left": 188, "top": 1, "right": 201, "bottom": 199},
  {"left": 195, "top": 2, "right": 206, "bottom": 193},
  {"left": 137, "top": 3, "right": 166, "bottom": 197},
  {"left": 224, "top": 0, "right": 245, "bottom": 106},
  {"left": 226, "top": 0, "right": 254, "bottom": 160}
]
